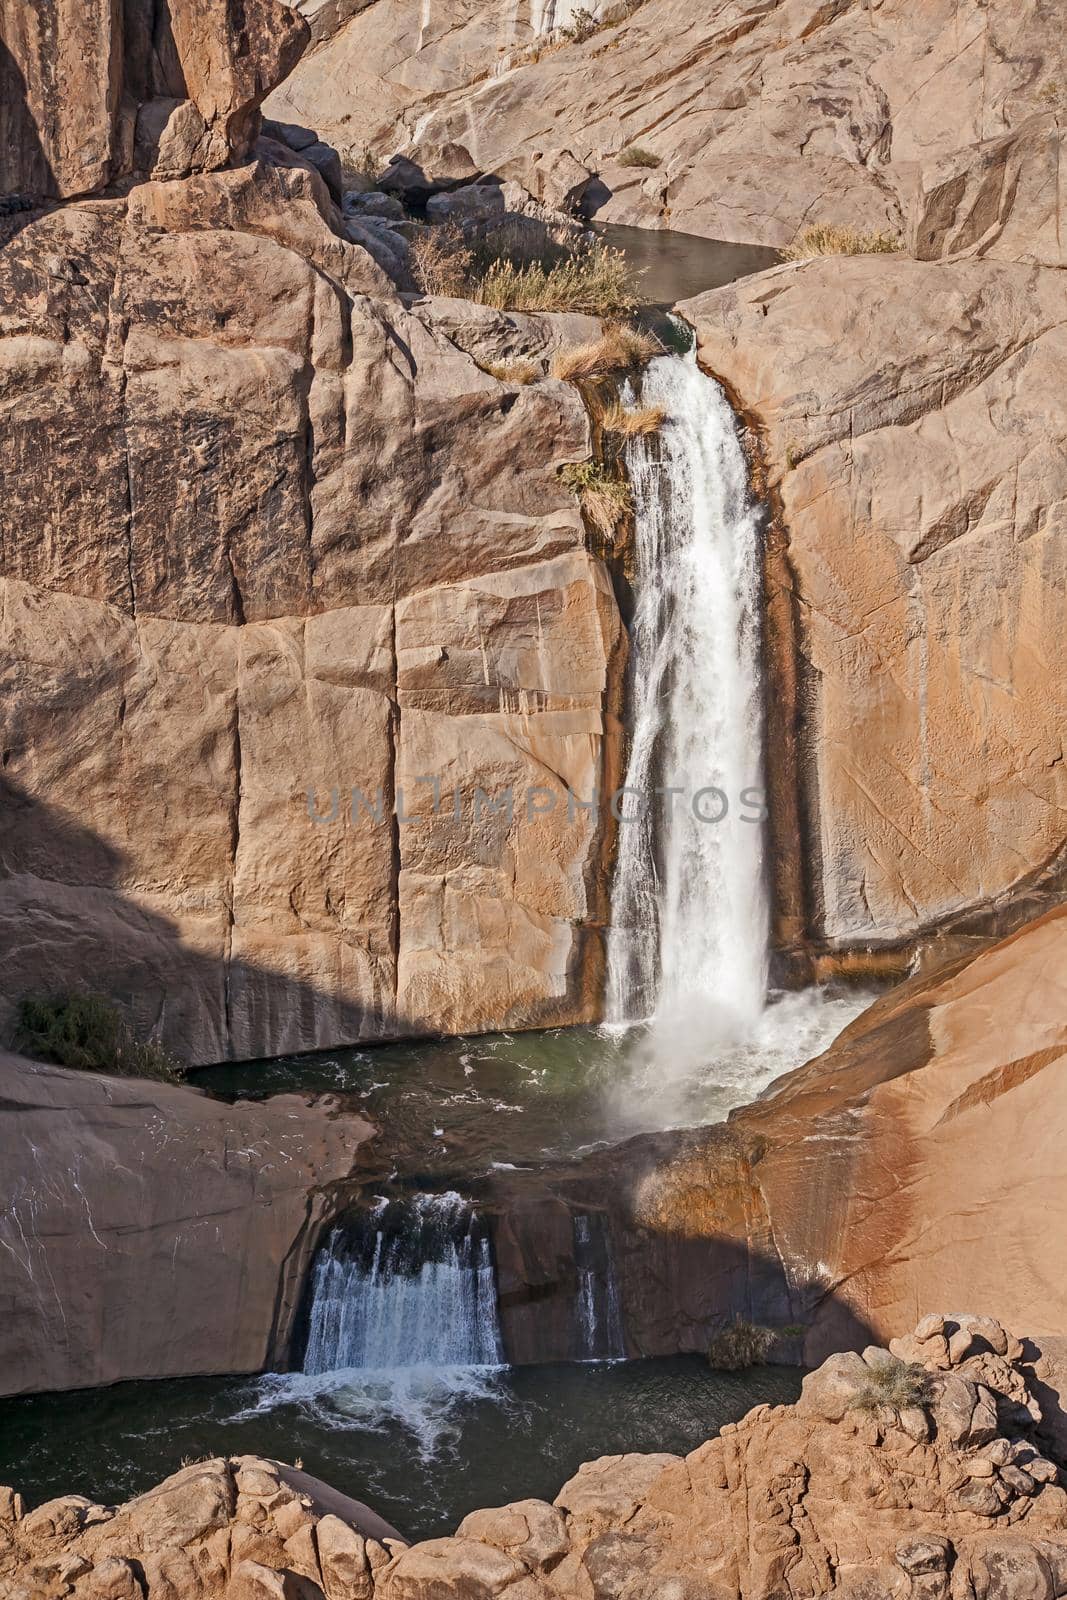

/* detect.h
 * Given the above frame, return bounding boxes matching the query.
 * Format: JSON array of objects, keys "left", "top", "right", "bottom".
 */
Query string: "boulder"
[
  {"left": 426, "top": 183, "right": 506, "bottom": 226},
  {"left": 0, "top": 0, "right": 309, "bottom": 201}
]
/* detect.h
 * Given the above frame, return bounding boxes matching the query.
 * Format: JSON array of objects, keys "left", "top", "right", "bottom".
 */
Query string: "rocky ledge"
[{"left": 5, "top": 1314, "right": 1067, "bottom": 1600}]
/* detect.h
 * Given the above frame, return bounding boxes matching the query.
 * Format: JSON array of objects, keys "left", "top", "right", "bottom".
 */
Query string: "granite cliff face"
[
  {"left": 5, "top": 1316, "right": 1067, "bottom": 1599},
  {"left": 682, "top": 257, "right": 1067, "bottom": 960},
  {"left": 0, "top": 1051, "right": 374, "bottom": 1395},
  {"left": 0, "top": 0, "right": 625, "bottom": 1062},
  {"left": 268, "top": 0, "right": 1066, "bottom": 257},
  {"left": 3, "top": 0, "right": 1066, "bottom": 1057},
  {"left": 0, "top": 0, "right": 308, "bottom": 200}
]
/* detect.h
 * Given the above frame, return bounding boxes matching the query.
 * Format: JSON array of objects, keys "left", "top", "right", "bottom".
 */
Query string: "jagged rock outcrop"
[
  {"left": 267, "top": 0, "right": 1066, "bottom": 256},
  {"left": 681, "top": 255, "right": 1067, "bottom": 955},
  {"left": 0, "top": 0, "right": 624, "bottom": 1061},
  {"left": 0, "top": 0, "right": 309, "bottom": 201},
  {"left": 4, "top": 1317, "right": 1067, "bottom": 1598},
  {"left": 0, "top": 1051, "right": 374, "bottom": 1395}
]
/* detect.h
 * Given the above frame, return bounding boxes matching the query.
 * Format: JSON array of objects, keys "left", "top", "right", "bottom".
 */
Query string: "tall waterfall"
[
  {"left": 302, "top": 1195, "right": 503, "bottom": 1373},
  {"left": 573, "top": 1213, "right": 626, "bottom": 1361},
  {"left": 605, "top": 344, "right": 768, "bottom": 1045}
]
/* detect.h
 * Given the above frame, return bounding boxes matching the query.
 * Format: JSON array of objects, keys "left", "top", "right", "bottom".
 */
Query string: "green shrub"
[
  {"left": 559, "top": 460, "right": 632, "bottom": 534},
  {"left": 15, "top": 993, "right": 184, "bottom": 1083},
  {"left": 617, "top": 145, "right": 661, "bottom": 169},
  {"left": 780, "top": 224, "right": 900, "bottom": 261},
  {"left": 848, "top": 1358, "right": 931, "bottom": 1415},
  {"left": 707, "top": 1319, "right": 777, "bottom": 1370}
]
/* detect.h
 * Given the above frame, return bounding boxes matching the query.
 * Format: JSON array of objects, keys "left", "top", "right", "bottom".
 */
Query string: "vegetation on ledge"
[
  {"left": 848, "top": 1358, "right": 932, "bottom": 1416},
  {"left": 559, "top": 459, "right": 633, "bottom": 535},
  {"left": 780, "top": 224, "right": 901, "bottom": 260},
  {"left": 616, "top": 144, "right": 662, "bottom": 168},
  {"left": 550, "top": 325, "right": 661, "bottom": 381},
  {"left": 410, "top": 223, "right": 639, "bottom": 314},
  {"left": 15, "top": 993, "right": 185, "bottom": 1083},
  {"left": 707, "top": 1319, "right": 777, "bottom": 1370}
]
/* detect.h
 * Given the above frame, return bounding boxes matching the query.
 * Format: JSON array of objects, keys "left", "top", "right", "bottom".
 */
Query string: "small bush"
[
  {"left": 780, "top": 224, "right": 901, "bottom": 261},
  {"left": 15, "top": 993, "right": 184, "bottom": 1083},
  {"left": 848, "top": 1359, "right": 931, "bottom": 1416},
  {"left": 559, "top": 460, "right": 632, "bottom": 535},
  {"left": 599, "top": 400, "right": 665, "bottom": 437},
  {"left": 707, "top": 1319, "right": 777, "bottom": 1370},
  {"left": 617, "top": 145, "right": 661, "bottom": 169},
  {"left": 410, "top": 224, "right": 474, "bottom": 297},
  {"left": 482, "top": 358, "right": 541, "bottom": 384},
  {"left": 551, "top": 325, "right": 660, "bottom": 381}
]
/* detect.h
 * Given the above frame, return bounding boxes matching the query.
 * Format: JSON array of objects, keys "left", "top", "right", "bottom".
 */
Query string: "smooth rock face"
[
  {"left": 595, "top": 905, "right": 1067, "bottom": 1363},
  {"left": 4, "top": 1327, "right": 1067, "bottom": 1597},
  {"left": 0, "top": 1053, "right": 373, "bottom": 1396},
  {"left": 0, "top": 151, "right": 621, "bottom": 1062},
  {"left": 268, "top": 0, "right": 1065, "bottom": 252},
  {"left": 0, "top": 0, "right": 309, "bottom": 201},
  {"left": 685, "top": 256, "right": 1067, "bottom": 950}
]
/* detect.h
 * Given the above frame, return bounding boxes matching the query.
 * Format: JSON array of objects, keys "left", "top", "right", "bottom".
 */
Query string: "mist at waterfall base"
[{"left": 597, "top": 343, "right": 868, "bottom": 1132}]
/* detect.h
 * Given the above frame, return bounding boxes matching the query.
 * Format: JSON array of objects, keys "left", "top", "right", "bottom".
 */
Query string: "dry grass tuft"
[
  {"left": 559, "top": 460, "right": 632, "bottom": 534},
  {"left": 410, "top": 226, "right": 637, "bottom": 315},
  {"left": 707, "top": 1320, "right": 777, "bottom": 1371},
  {"left": 848, "top": 1359, "right": 931, "bottom": 1416},
  {"left": 482, "top": 358, "right": 541, "bottom": 385},
  {"left": 410, "top": 224, "right": 474, "bottom": 296},
  {"left": 780, "top": 224, "right": 901, "bottom": 261},
  {"left": 616, "top": 144, "right": 661, "bottom": 169},
  {"left": 599, "top": 400, "right": 665, "bottom": 437},
  {"left": 551, "top": 325, "right": 660, "bottom": 381},
  {"left": 474, "top": 243, "right": 636, "bottom": 314}
]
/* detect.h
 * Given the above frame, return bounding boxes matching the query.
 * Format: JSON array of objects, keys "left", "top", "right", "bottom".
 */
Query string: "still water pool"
[{"left": 0, "top": 1358, "right": 801, "bottom": 1542}]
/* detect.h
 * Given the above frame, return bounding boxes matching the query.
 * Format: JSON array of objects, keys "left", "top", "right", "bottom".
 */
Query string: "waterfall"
[
  {"left": 573, "top": 1213, "right": 626, "bottom": 1360},
  {"left": 605, "top": 343, "right": 768, "bottom": 1049},
  {"left": 302, "top": 1195, "right": 503, "bottom": 1373}
]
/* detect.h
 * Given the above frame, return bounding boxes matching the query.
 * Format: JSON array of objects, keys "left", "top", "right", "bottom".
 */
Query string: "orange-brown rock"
[
  {"left": 3, "top": 1321, "right": 1066, "bottom": 1599},
  {"left": 587, "top": 906, "right": 1067, "bottom": 1365},
  {"left": 0, "top": 0, "right": 308, "bottom": 201},
  {"left": 0, "top": 1051, "right": 374, "bottom": 1396},
  {"left": 683, "top": 256, "right": 1067, "bottom": 957},
  {"left": 0, "top": 138, "right": 623, "bottom": 1061}
]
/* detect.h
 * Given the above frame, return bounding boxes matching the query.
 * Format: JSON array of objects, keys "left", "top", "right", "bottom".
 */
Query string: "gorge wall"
[
  {"left": 268, "top": 0, "right": 1066, "bottom": 259},
  {"left": 0, "top": 33, "right": 625, "bottom": 1062}
]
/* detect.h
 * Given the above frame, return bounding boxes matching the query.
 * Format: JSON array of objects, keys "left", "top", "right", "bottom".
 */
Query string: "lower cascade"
[
  {"left": 573, "top": 1213, "right": 626, "bottom": 1361},
  {"left": 301, "top": 1194, "right": 503, "bottom": 1373},
  {"left": 605, "top": 341, "right": 769, "bottom": 1044}
]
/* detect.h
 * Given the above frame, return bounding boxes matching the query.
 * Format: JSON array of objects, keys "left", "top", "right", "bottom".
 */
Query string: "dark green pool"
[{"left": 0, "top": 1358, "right": 801, "bottom": 1542}]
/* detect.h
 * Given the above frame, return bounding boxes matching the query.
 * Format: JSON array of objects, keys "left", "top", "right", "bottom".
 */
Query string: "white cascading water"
[
  {"left": 573, "top": 1213, "right": 626, "bottom": 1361},
  {"left": 605, "top": 342, "right": 768, "bottom": 1053},
  {"left": 302, "top": 1194, "right": 502, "bottom": 1374}
]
